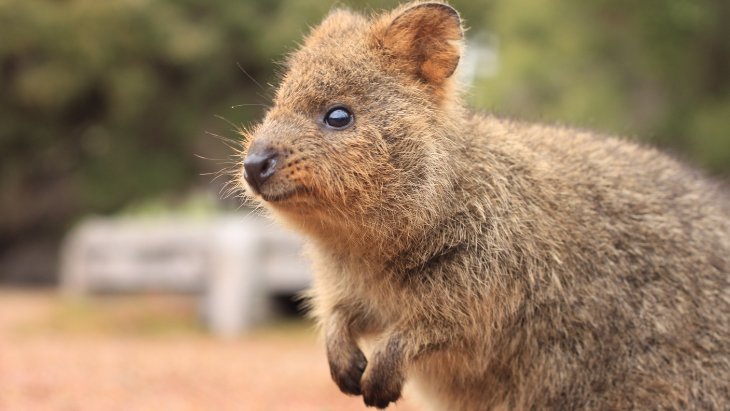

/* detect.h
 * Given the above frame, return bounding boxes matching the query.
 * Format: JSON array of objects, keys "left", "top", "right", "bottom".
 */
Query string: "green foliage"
[
  {"left": 472, "top": 0, "right": 730, "bottom": 175},
  {"left": 0, "top": 0, "right": 336, "bottom": 244}
]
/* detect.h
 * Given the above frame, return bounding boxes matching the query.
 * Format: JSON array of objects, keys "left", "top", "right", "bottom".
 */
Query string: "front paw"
[
  {"left": 361, "top": 362, "right": 404, "bottom": 409},
  {"left": 327, "top": 341, "right": 367, "bottom": 395},
  {"left": 360, "top": 340, "right": 404, "bottom": 409}
]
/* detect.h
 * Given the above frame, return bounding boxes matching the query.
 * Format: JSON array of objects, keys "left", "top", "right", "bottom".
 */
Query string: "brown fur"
[{"left": 235, "top": 2, "right": 730, "bottom": 410}]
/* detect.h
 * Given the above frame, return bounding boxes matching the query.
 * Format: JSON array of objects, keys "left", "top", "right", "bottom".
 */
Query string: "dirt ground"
[{"left": 0, "top": 290, "right": 421, "bottom": 411}]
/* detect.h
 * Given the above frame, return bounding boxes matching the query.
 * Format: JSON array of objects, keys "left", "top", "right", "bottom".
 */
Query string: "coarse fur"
[{"left": 234, "top": 2, "right": 730, "bottom": 410}]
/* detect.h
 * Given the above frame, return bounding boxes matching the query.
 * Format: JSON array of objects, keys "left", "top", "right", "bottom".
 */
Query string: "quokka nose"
[{"left": 243, "top": 148, "right": 278, "bottom": 194}]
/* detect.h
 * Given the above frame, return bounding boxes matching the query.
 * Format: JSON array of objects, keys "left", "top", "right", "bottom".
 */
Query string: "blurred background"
[{"left": 0, "top": 0, "right": 728, "bottom": 409}]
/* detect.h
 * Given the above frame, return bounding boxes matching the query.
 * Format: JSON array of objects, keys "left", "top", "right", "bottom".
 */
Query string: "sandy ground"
[{"left": 0, "top": 290, "right": 420, "bottom": 411}]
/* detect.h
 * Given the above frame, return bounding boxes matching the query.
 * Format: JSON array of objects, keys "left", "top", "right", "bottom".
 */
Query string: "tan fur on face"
[{"left": 235, "top": 2, "right": 730, "bottom": 410}]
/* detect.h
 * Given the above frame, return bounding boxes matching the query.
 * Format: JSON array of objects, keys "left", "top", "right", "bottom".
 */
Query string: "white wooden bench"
[{"left": 59, "top": 213, "right": 312, "bottom": 337}]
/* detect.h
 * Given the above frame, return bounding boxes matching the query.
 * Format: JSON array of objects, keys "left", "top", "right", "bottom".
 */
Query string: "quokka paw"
[{"left": 328, "top": 344, "right": 367, "bottom": 396}]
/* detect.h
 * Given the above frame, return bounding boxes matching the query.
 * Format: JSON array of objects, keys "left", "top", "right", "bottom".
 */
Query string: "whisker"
[
  {"left": 237, "top": 62, "right": 267, "bottom": 93},
  {"left": 231, "top": 103, "right": 270, "bottom": 108},
  {"left": 205, "top": 131, "right": 242, "bottom": 146}
]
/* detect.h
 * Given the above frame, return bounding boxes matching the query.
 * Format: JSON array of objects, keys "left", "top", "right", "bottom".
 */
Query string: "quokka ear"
[{"left": 381, "top": 2, "right": 463, "bottom": 85}]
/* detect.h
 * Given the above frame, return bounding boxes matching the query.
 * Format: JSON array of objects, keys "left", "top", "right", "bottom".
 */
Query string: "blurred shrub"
[
  {"left": 473, "top": 0, "right": 730, "bottom": 175},
  {"left": 1, "top": 0, "right": 313, "bottom": 239}
]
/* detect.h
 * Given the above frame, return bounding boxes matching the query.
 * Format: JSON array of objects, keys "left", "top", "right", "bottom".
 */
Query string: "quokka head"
[{"left": 238, "top": 2, "right": 465, "bottom": 239}]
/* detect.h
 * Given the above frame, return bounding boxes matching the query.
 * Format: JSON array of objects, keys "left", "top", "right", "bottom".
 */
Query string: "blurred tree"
[
  {"left": 0, "top": 0, "right": 727, "bottom": 283},
  {"left": 472, "top": 0, "right": 730, "bottom": 175}
]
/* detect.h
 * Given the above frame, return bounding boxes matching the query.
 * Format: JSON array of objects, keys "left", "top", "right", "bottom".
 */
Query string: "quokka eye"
[{"left": 324, "top": 105, "right": 354, "bottom": 129}]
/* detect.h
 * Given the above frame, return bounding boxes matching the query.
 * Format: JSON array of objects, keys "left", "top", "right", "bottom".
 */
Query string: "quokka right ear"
[{"left": 380, "top": 2, "right": 463, "bottom": 85}]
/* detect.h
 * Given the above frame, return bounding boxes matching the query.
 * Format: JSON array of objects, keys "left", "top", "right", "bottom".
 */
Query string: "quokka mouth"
[{"left": 260, "top": 186, "right": 310, "bottom": 203}]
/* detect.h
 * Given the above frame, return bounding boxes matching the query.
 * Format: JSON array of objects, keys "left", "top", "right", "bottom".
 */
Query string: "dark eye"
[{"left": 324, "top": 106, "right": 353, "bottom": 129}]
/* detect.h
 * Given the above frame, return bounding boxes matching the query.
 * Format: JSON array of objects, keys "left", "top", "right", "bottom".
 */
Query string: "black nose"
[{"left": 243, "top": 148, "right": 278, "bottom": 194}]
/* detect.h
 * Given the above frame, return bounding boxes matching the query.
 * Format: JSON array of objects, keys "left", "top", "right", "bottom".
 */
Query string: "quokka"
[{"left": 236, "top": 2, "right": 730, "bottom": 410}]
